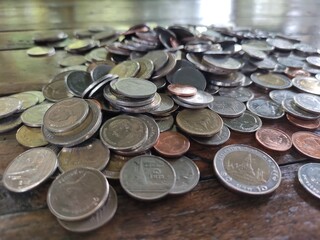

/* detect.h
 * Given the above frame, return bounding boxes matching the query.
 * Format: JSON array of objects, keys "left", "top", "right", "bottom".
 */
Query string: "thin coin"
[
  {"left": 21, "top": 103, "right": 53, "bottom": 127},
  {"left": 59, "top": 55, "right": 86, "bottom": 67},
  {"left": 102, "top": 153, "right": 131, "bottom": 180},
  {"left": 292, "top": 76, "right": 320, "bottom": 95},
  {"left": 282, "top": 98, "right": 320, "bottom": 120},
  {"left": 10, "top": 92, "right": 39, "bottom": 111},
  {"left": 167, "top": 84, "right": 197, "bottom": 97},
  {"left": 91, "top": 64, "right": 112, "bottom": 81},
  {"left": 175, "top": 90, "right": 213, "bottom": 106},
  {"left": 218, "top": 87, "right": 254, "bottom": 102},
  {"left": 143, "top": 50, "right": 169, "bottom": 72},
  {"left": 223, "top": 111, "right": 262, "bottom": 133},
  {"left": 166, "top": 59, "right": 195, "bottom": 83},
  {"left": 33, "top": 31, "right": 68, "bottom": 43},
  {"left": 255, "top": 127, "right": 292, "bottom": 151},
  {"left": 109, "top": 60, "right": 140, "bottom": 78},
  {"left": 293, "top": 93, "right": 320, "bottom": 114},
  {"left": 284, "top": 68, "right": 310, "bottom": 79},
  {"left": 250, "top": 72, "right": 292, "bottom": 90},
  {"left": 298, "top": 163, "right": 320, "bottom": 200},
  {"left": 277, "top": 57, "right": 304, "bottom": 68},
  {"left": 114, "top": 78, "right": 157, "bottom": 99},
  {"left": 42, "top": 79, "right": 73, "bottom": 102},
  {"left": 152, "top": 52, "right": 176, "bottom": 79},
  {"left": 286, "top": 114, "right": 320, "bottom": 130},
  {"left": 269, "top": 90, "right": 297, "bottom": 105},
  {"left": 65, "top": 71, "right": 93, "bottom": 97},
  {"left": 306, "top": 56, "right": 320, "bottom": 68},
  {"left": 292, "top": 132, "right": 320, "bottom": 159},
  {"left": 3, "top": 147, "right": 57, "bottom": 192},
  {"left": 247, "top": 98, "right": 285, "bottom": 119},
  {"left": 202, "top": 55, "right": 242, "bottom": 70},
  {"left": 172, "top": 67, "right": 207, "bottom": 90},
  {"left": 0, "top": 114, "right": 22, "bottom": 133},
  {"left": 209, "top": 96, "right": 246, "bottom": 118},
  {"left": 266, "top": 37, "right": 295, "bottom": 50},
  {"left": 155, "top": 115, "right": 175, "bottom": 132},
  {"left": 150, "top": 93, "right": 174, "bottom": 115},
  {"left": 0, "top": 97, "right": 22, "bottom": 118},
  {"left": 205, "top": 71, "right": 246, "bottom": 87},
  {"left": 192, "top": 125, "right": 230, "bottom": 146},
  {"left": 16, "top": 125, "right": 48, "bottom": 148},
  {"left": 24, "top": 91, "right": 45, "bottom": 103},
  {"left": 27, "top": 46, "right": 55, "bottom": 56}
]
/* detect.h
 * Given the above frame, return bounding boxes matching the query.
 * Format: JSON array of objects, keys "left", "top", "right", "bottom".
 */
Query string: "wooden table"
[{"left": 1, "top": 0, "right": 320, "bottom": 239}]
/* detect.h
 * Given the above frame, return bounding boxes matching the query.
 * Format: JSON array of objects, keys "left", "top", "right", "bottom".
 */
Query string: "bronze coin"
[
  {"left": 284, "top": 67, "right": 310, "bottom": 79},
  {"left": 167, "top": 84, "right": 197, "bottom": 97},
  {"left": 292, "top": 131, "right": 320, "bottom": 159},
  {"left": 16, "top": 125, "right": 48, "bottom": 148},
  {"left": 153, "top": 131, "right": 190, "bottom": 158},
  {"left": 286, "top": 114, "right": 320, "bottom": 130},
  {"left": 255, "top": 127, "right": 292, "bottom": 152}
]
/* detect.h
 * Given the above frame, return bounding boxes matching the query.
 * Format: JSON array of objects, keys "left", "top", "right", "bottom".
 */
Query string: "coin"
[
  {"left": 286, "top": 114, "right": 320, "bottom": 130},
  {"left": 293, "top": 93, "right": 320, "bottom": 114},
  {"left": 284, "top": 68, "right": 311, "bottom": 79},
  {"left": 109, "top": 60, "right": 140, "bottom": 78},
  {"left": 246, "top": 98, "right": 285, "bottom": 119},
  {"left": 153, "top": 131, "right": 190, "bottom": 158},
  {"left": 0, "top": 97, "right": 22, "bottom": 119},
  {"left": 242, "top": 46, "right": 267, "bottom": 60},
  {"left": 213, "top": 144, "right": 281, "bottom": 195},
  {"left": 277, "top": 57, "right": 304, "bottom": 68},
  {"left": 292, "top": 76, "right": 320, "bottom": 95},
  {"left": 202, "top": 55, "right": 242, "bottom": 71},
  {"left": 10, "top": 92, "right": 39, "bottom": 111},
  {"left": 282, "top": 98, "right": 320, "bottom": 120},
  {"left": 209, "top": 96, "right": 246, "bottom": 118},
  {"left": 58, "top": 139, "right": 110, "bottom": 172},
  {"left": 33, "top": 31, "right": 68, "bottom": 43},
  {"left": 81, "top": 74, "right": 117, "bottom": 98},
  {"left": 0, "top": 114, "right": 22, "bottom": 133},
  {"left": 218, "top": 87, "right": 254, "bottom": 102},
  {"left": 166, "top": 59, "right": 195, "bottom": 83},
  {"left": 255, "top": 127, "right": 292, "bottom": 151},
  {"left": 298, "top": 163, "right": 320, "bottom": 200},
  {"left": 191, "top": 125, "right": 230, "bottom": 146},
  {"left": 3, "top": 147, "right": 57, "bottom": 192},
  {"left": 16, "top": 125, "right": 48, "bottom": 148},
  {"left": 65, "top": 71, "right": 93, "bottom": 97},
  {"left": 130, "top": 58, "right": 154, "bottom": 79},
  {"left": 303, "top": 63, "right": 320, "bottom": 74},
  {"left": 143, "top": 50, "right": 169, "bottom": 72},
  {"left": 269, "top": 89, "right": 297, "bottom": 105},
  {"left": 172, "top": 67, "right": 207, "bottom": 90},
  {"left": 102, "top": 153, "right": 131, "bottom": 179},
  {"left": 42, "top": 79, "right": 74, "bottom": 102},
  {"left": 241, "top": 39, "right": 274, "bottom": 52},
  {"left": 292, "top": 132, "right": 320, "bottom": 159},
  {"left": 24, "top": 91, "right": 45, "bottom": 103},
  {"left": 176, "top": 108, "right": 223, "bottom": 137},
  {"left": 59, "top": 55, "right": 86, "bottom": 67},
  {"left": 21, "top": 103, "right": 53, "bottom": 127},
  {"left": 167, "top": 84, "right": 197, "bottom": 97},
  {"left": 120, "top": 155, "right": 176, "bottom": 201},
  {"left": 205, "top": 71, "right": 246, "bottom": 87},
  {"left": 223, "top": 111, "right": 262, "bottom": 133},
  {"left": 152, "top": 52, "right": 177, "bottom": 79},
  {"left": 90, "top": 64, "right": 113, "bottom": 81},
  {"left": 175, "top": 90, "right": 214, "bottom": 107},
  {"left": 27, "top": 46, "right": 55, "bottom": 56},
  {"left": 251, "top": 57, "right": 277, "bottom": 70},
  {"left": 113, "top": 78, "right": 157, "bottom": 98},
  {"left": 266, "top": 37, "right": 295, "bottom": 50},
  {"left": 306, "top": 56, "right": 320, "bottom": 68},
  {"left": 168, "top": 156, "right": 200, "bottom": 195},
  {"left": 47, "top": 167, "right": 109, "bottom": 221},
  {"left": 250, "top": 73, "right": 292, "bottom": 90},
  {"left": 85, "top": 48, "right": 109, "bottom": 62}
]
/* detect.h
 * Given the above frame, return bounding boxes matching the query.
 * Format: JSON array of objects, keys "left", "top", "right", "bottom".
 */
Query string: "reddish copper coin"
[
  {"left": 255, "top": 127, "right": 292, "bottom": 151},
  {"left": 292, "top": 131, "right": 320, "bottom": 159},
  {"left": 284, "top": 67, "right": 310, "bottom": 79},
  {"left": 167, "top": 84, "right": 197, "bottom": 97},
  {"left": 286, "top": 114, "right": 320, "bottom": 130},
  {"left": 153, "top": 131, "right": 190, "bottom": 158}
]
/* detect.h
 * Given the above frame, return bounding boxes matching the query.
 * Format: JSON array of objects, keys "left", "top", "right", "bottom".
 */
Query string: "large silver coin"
[
  {"left": 114, "top": 78, "right": 157, "bottom": 98},
  {"left": 168, "top": 156, "right": 200, "bottom": 195},
  {"left": 223, "top": 111, "right": 262, "bottom": 133},
  {"left": 251, "top": 73, "right": 292, "bottom": 90},
  {"left": 172, "top": 67, "right": 207, "bottom": 90},
  {"left": 192, "top": 125, "right": 230, "bottom": 146},
  {"left": 0, "top": 97, "right": 22, "bottom": 119},
  {"left": 298, "top": 163, "right": 320, "bottom": 200},
  {"left": 202, "top": 55, "right": 242, "bottom": 70},
  {"left": 120, "top": 155, "right": 176, "bottom": 200},
  {"left": 209, "top": 96, "right": 246, "bottom": 118},
  {"left": 293, "top": 93, "right": 320, "bottom": 114},
  {"left": 21, "top": 103, "right": 53, "bottom": 127},
  {"left": 269, "top": 89, "right": 297, "bottom": 105},
  {"left": 306, "top": 56, "right": 320, "bottom": 68},
  {"left": 247, "top": 98, "right": 285, "bottom": 119},
  {"left": 175, "top": 90, "right": 214, "bottom": 106},
  {"left": 282, "top": 98, "right": 320, "bottom": 120},
  {"left": 213, "top": 144, "right": 281, "bottom": 195},
  {"left": 218, "top": 87, "right": 254, "bottom": 102},
  {"left": 205, "top": 71, "right": 246, "bottom": 87},
  {"left": 47, "top": 167, "right": 109, "bottom": 221},
  {"left": 266, "top": 37, "right": 295, "bottom": 50},
  {"left": 10, "top": 92, "right": 39, "bottom": 111},
  {"left": 3, "top": 148, "right": 57, "bottom": 192},
  {"left": 292, "top": 76, "right": 320, "bottom": 95}
]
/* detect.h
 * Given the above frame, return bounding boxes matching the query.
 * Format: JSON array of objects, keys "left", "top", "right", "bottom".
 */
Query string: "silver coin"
[
  {"left": 168, "top": 156, "right": 200, "bottom": 195},
  {"left": 294, "top": 93, "right": 320, "bottom": 114},
  {"left": 192, "top": 125, "right": 230, "bottom": 146},
  {"left": 58, "top": 186, "right": 118, "bottom": 232},
  {"left": 0, "top": 97, "right": 22, "bottom": 119},
  {"left": 247, "top": 98, "right": 285, "bottom": 119},
  {"left": 292, "top": 76, "right": 320, "bottom": 95},
  {"left": 172, "top": 96, "right": 209, "bottom": 109},
  {"left": 242, "top": 46, "right": 267, "bottom": 60},
  {"left": 205, "top": 71, "right": 246, "bottom": 87},
  {"left": 42, "top": 79, "right": 74, "bottom": 102},
  {"left": 223, "top": 111, "right": 262, "bottom": 133},
  {"left": 298, "top": 163, "right": 320, "bottom": 200},
  {"left": 0, "top": 113, "right": 22, "bottom": 133},
  {"left": 306, "top": 56, "right": 320, "bottom": 68},
  {"left": 59, "top": 55, "right": 86, "bottom": 67},
  {"left": 85, "top": 48, "right": 109, "bottom": 62},
  {"left": 155, "top": 115, "right": 175, "bottom": 132},
  {"left": 209, "top": 96, "right": 246, "bottom": 118},
  {"left": 277, "top": 57, "right": 304, "bottom": 68},
  {"left": 241, "top": 39, "right": 274, "bottom": 52},
  {"left": 251, "top": 57, "right": 277, "bottom": 70},
  {"left": 142, "top": 50, "right": 169, "bottom": 72},
  {"left": 120, "top": 155, "right": 176, "bottom": 201},
  {"left": 81, "top": 74, "right": 117, "bottom": 98},
  {"left": 213, "top": 144, "right": 281, "bottom": 195},
  {"left": 202, "top": 55, "right": 242, "bottom": 71},
  {"left": 266, "top": 37, "right": 295, "bottom": 50},
  {"left": 65, "top": 71, "right": 93, "bottom": 97},
  {"left": 150, "top": 93, "right": 174, "bottom": 114},
  {"left": 10, "top": 92, "right": 39, "bottom": 111},
  {"left": 269, "top": 89, "right": 298, "bottom": 104},
  {"left": 21, "top": 103, "right": 53, "bottom": 127},
  {"left": 166, "top": 59, "right": 195, "bottom": 83},
  {"left": 172, "top": 67, "right": 207, "bottom": 90},
  {"left": 3, "top": 147, "right": 57, "bottom": 192},
  {"left": 282, "top": 98, "right": 320, "bottom": 120},
  {"left": 47, "top": 167, "right": 109, "bottom": 221},
  {"left": 25, "top": 91, "right": 45, "bottom": 103},
  {"left": 175, "top": 90, "right": 214, "bottom": 106},
  {"left": 250, "top": 72, "right": 292, "bottom": 90},
  {"left": 303, "top": 63, "right": 320, "bottom": 74},
  {"left": 218, "top": 87, "right": 254, "bottom": 102},
  {"left": 91, "top": 64, "right": 112, "bottom": 81},
  {"left": 294, "top": 43, "right": 318, "bottom": 54},
  {"left": 114, "top": 78, "right": 157, "bottom": 99}
]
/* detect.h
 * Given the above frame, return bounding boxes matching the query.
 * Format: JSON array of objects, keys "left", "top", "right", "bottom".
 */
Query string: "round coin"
[
  {"left": 218, "top": 87, "right": 254, "bottom": 102},
  {"left": 150, "top": 93, "right": 174, "bottom": 115},
  {"left": 143, "top": 50, "right": 169, "bottom": 72},
  {"left": 246, "top": 98, "right": 285, "bottom": 119},
  {"left": 102, "top": 153, "right": 131, "bottom": 180},
  {"left": 209, "top": 96, "right": 246, "bottom": 118},
  {"left": 16, "top": 125, "right": 48, "bottom": 148},
  {"left": 282, "top": 98, "right": 320, "bottom": 120},
  {"left": 59, "top": 55, "right": 86, "bottom": 67},
  {"left": 109, "top": 60, "right": 140, "bottom": 78},
  {"left": 132, "top": 58, "right": 154, "bottom": 79},
  {"left": 306, "top": 56, "right": 320, "bottom": 68},
  {"left": 269, "top": 90, "right": 297, "bottom": 105},
  {"left": 114, "top": 78, "right": 157, "bottom": 98},
  {"left": 21, "top": 103, "right": 53, "bottom": 127},
  {"left": 42, "top": 79, "right": 74, "bottom": 102},
  {"left": 10, "top": 92, "right": 39, "bottom": 111},
  {"left": 298, "top": 163, "right": 320, "bottom": 200},
  {"left": 255, "top": 127, "right": 292, "bottom": 151},
  {"left": 293, "top": 93, "right": 320, "bottom": 114},
  {"left": 175, "top": 90, "right": 214, "bottom": 107},
  {"left": 251, "top": 73, "right": 292, "bottom": 90},
  {"left": 191, "top": 125, "right": 230, "bottom": 146},
  {"left": 0, "top": 114, "right": 22, "bottom": 133},
  {"left": 167, "top": 84, "right": 197, "bottom": 97},
  {"left": 223, "top": 111, "right": 262, "bottom": 133},
  {"left": 292, "top": 76, "right": 320, "bottom": 95},
  {"left": 292, "top": 132, "right": 320, "bottom": 159},
  {"left": 27, "top": 46, "right": 55, "bottom": 56},
  {"left": 65, "top": 71, "right": 93, "bottom": 97},
  {"left": 0, "top": 97, "right": 22, "bottom": 118},
  {"left": 172, "top": 67, "right": 207, "bottom": 90}
]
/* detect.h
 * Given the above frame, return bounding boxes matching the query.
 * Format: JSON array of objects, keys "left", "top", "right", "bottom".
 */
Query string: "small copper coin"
[
  {"left": 286, "top": 114, "right": 320, "bottom": 130},
  {"left": 255, "top": 127, "right": 292, "bottom": 152},
  {"left": 153, "top": 131, "right": 190, "bottom": 158},
  {"left": 284, "top": 68, "right": 311, "bottom": 79},
  {"left": 167, "top": 84, "right": 197, "bottom": 97},
  {"left": 292, "top": 131, "right": 320, "bottom": 159}
]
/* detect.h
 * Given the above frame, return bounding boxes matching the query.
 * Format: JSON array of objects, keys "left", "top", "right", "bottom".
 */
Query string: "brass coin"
[
  {"left": 27, "top": 46, "right": 55, "bottom": 56},
  {"left": 102, "top": 153, "right": 131, "bottom": 180},
  {"left": 109, "top": 60, "right": 140, "bottom": 78},
  {"left": 16, "top": 125, "right": 48, "bottom": 148},
  {"left": 143, "top": 50, "right": 169, "bottom": 72},
  {"left": 42, "top": 79, "right": 74, "bottom": 102}
]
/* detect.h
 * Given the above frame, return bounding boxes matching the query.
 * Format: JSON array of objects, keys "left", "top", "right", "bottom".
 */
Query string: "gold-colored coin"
[
  {"left": 109, "top": 60, "right": 140, "bottom": 78},
  {"left": 176, "top": 109, "right": 223, "bottom": 137},
  {"left": 102, "top": 153, "right": 131, "bottom": 179},
  {"left": 16, "top": 125, "right": 48, "bottom": 148},
  {"left": 134, "top": 58, "right": 154, "bottom": 79}
]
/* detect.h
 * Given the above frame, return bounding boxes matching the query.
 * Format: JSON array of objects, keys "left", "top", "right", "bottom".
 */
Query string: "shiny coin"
[
  {"left": 0, "top": 114, "right": 22, "bottom": 133},
  {"left": 213, "top": 144, "right": 281, "bottom": 195},
  {"left": 293, "top": 93, "right": 320, "bottom": 114},
  {"left": 58, "top": 185, "right": 118, "bottom": 233},
  {"left": 303, "top": 63, "right": 320, "bottom": 74},
  {"left": 250, "top": 73, "right": 292, "bottom": 90},
  {"left": 133, "top": 58, "right": 154, "bottom": 79},
  {"left": 266, "top": 37, "right": 295, "bottom": 50},
  {"left": 3, "top": 147, "right": 57, "bottom": 192},
  {"left": 269, "top": 89, "right": 297, "bottom": 105},
  {"left": 286, "top": 114, "right": 320, "bottom": 130},
  {"left": 282, "top": 98, "right": 320, "bottom": 120},
  {"left": 277, "top": 57, "right": 304, "bottom": 68},
  {"left": 167, "top": 84, "right": 197, "bottom": 97},
  {"left": 150, "top": 94, "right": 174, "bottom": 114},
  {"left": 168, "top": 156, "right": 200, "bottom": 195},
  {"left": 255, "top": 127, "right": 292, "bottom": 151},
  {"left": 103, "top": 153, "right": 131, "bottom": 180},
  {"left": 109, "top": 60, "right": 140, "bottom": 78},
  {"left": 155, "top": 115, "right": 175, "bottom": 132},
  {"left": 65, "top": 71, "right": 93, "bottom": 97},
  {"left": 202, "top": 55, "right": 242, "bottom": 71},
  {"left": 0, "top": 97, "right": 22, "bottom": 118},
  {"left": 209, "top": 96, "right": 246, "bottom": 118},
  {"left": 59, "top": 55, "right": 86, "bottom": 67},
  {"left": 172, "top": 66, "right": 207, "bottom": 90},
  {"left": 11, "top": 92, "right": 39, "bottom": 111},
  {"left": 42, "top": 79, "right": 73, "bottom": 102},
  {"left": 218, "top": 87, "right": 254, "bottom": 102},
  {"left": 21, "top": 103, "right": 53, "bottom": 127},
  {"left": 251, "top": 57, "right": 277, "bottom": 70},
  {"left": 175, "top": 90, "right": 213, "bottom": 106},
  {"left": 16, "top": 125, "right": 48, "bottom": 148},
  {"left": 247, "top": 98, "right": 285, "bottom": 119},
  {"left": 47, "top": 167, "right": 109, "bottom": 221},
  {"left": 120, "top": 155, "right": 176, "bottom": 201},
  {"left": 223, "top": 111, "right": 262, "bottom": 133},
  {"left": 58, "top": 139, "right": 110, "bottom": 172},
  {"left": 242, "top": 46, "right": 267, "bottom": 60},
  {"left": 143, "top": 50, "right": 169, "bottom": 72},
  {"left": 298, "top": 163, "right": 320, "bottom": 200},
  {"left": 292, "top": 132, "right": 320, "bottom": 159},
  {"left": 241, "top": 39, "right": 274, "bottom": 52},
  {"left": 33, "top": 31, "right": 68, "bottom": 43},
  {"left": 206, "top": 71, "right": 246, "bottom": 88},
  {"left": 153, "top": 131, "right": 190, "bottom": 158},
  {"left": 192, "top": 125, "right": 230, "bottom": 146},
  {"left": 294, "top": 43, "right": 318, "bottom": 54},
  {"left": 292, "top": 76, "right": 320, "bottom": 95},
  {"left": 306, "top": 56, "right": 320, "bottom": 68},
  {"left": 27, "top": 46, "right": 55, "bottom": 56},
  {"left": 176, "top": 108, "right": 223, "bottom": 137}
]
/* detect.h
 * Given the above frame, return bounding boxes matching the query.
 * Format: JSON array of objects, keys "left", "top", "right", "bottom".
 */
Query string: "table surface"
[{"left": 1, "top": 0, "right": 320, "bottom": 239}]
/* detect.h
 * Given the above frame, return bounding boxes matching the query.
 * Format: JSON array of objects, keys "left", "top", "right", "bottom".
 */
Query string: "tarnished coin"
[
  {"left": 298, "top": 163, "right": 320, "bottom": 199},
  {"left": 102, "top": 153, "right": 131, "bottom": 179},
  {"left": 25, "top": 91, "right": 45, "bottom": 103},
  {"left": 293, "top": 93, "right": 320, "bottom": 114},
  {"left": 292, "top": 76, "right": 320, "bottom": 95},
  {"left": 85, "top": 48, "right": 109, "bottom": 62},
  {"left": 120, "top": 155, "right": 176, "bottom": 200},
  {"left": 176, "top": 108, "right": 223, "bottom": 137},
  {"left": 11, "top": 92, "right": 39, "bottom": 111},
  {"left": 247, "top": 98, "right": 285, "bottom": 119},
  {"left": 223, "top": 111, "right": 262, "bottom": 133},
  {"left": 21, "top": 103, "right": 53, "bottom": 127},
  {"left": 58, "top": 139, "right": 110, "bottom": 172},
  {"left": 155, "top": 115, "right": 175, "bottom": 132},
  {"left": 213, "top": 144, "right": 281, "bottom": 195},
  {"left": 0, "top": 97, "right": 22, "bottom": 118},
  {"left": 59, "top": 55, "right": 86, "bottom": 67},
  {"left": 277, "top": 57, "right": 304, "bottom": 68},
  {"left": 168, "top": 156, "right": 200, "bottom": 195},
  {"left": 33, "top": 31, "right": 68, "bottom": 43},
  {"left": 209, "top": 96, "right": 246, "bottom": 118},
  {"left": 3, "top": 147, "right": 57, "bottom": 192},
  {"left": 255, "top": 127, "right": 292, "bottom": 151},
  {"left": 152, "top": 52, "right": 176, "bottom": 79},
  {"left": 250, "top": 73, "right": 292, "bottom": 90},
  {"left": 192, "top": 125, "right": 230, "bottom": 146},
  {"left": 91, "top": 64, "right": 112, "bottom": 81},
  {"left": 167, "top": 84, "right": 197, "bottom": 97},
  {"left": 109, "top": 60, "right": 140, "bottom": 78},
  {"left": 58, "top": 186, "right": 118, "bottom": 232},
  {"left": 65, "top": 71, "right": 93, "bottom": 97},
  {"left": 175, "top": 90, "right": 213, "bottom": 107},
  {"left": 27, "top": 46, "right": 55, "bottom": 56},
  {"left": 113, "top": 78, "right": 157, "bottom": 98},
  {"left": 81, "top": 74, "right": 117, "bottom": 98},
  {"left": 282, "top": 98, "right": 320, "bottom": 120},
  {"left": 0, "top": 114, "right": 22, "bottom": 133},
  {"left": 242, "top": 46, "right": 267, "bottom": 60},
  {"left": 306, "top": 56, "right": 320, "bottom": 68},
  {"left": 44, "top": 98, "right": 89, "bottom": 133},
  {"left": 42, "top": 79, "right": 74, "bottom": 102},
  {"left": 202, "top": 55, "right": 242, "bottom": 71},
  {"left": 166, "top": 59, "right": 195, "bottom": 83},
  {"left": 150, "top": 94, "right": 174, "bottom": 114},
  {"left": 172, "top": 67, "right": 207, "bottom": 90},
  {"left": 251, "top": 57, "right": 277, "bottom": 70},
  {"left": 47, "top": 167, "right": 109, "bottom": 221},
  {"left": 143, "top": 50, "right": 169, "bottom": 72},
  {"left": 269, "top": 90, "right": 297, "bottom": 105},
  {"left": 153, "top": 131, "right": 190, "bottom": 158},
  {"left": 218, "top": 87, "right": 254, "bottom": 102},
  {"left": 286, "top": 114, "right": 320, "bottom": 130},
  {"left": 100, "top": 115, "right": 148, "bottom": 151},
  {"left": 16, "top": 125, "right": 48, "bottom": 148},
  {"left": 292, "top": 132, "right": 320, "bottom": 159},
  {"left": 65, "top": 39, "right": 96, "bottom": 52}
]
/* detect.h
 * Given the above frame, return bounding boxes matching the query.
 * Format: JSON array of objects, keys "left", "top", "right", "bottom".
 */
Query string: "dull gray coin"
[
  {"left": 59, "top": 55, "right": 87, "bottom": 67},
  {"left": 247, "top": 98, "right": 285, "bottom": 119},
  {"left": 298, "top": 163, "right": 320, "bottom": 200},
  {"left": 21, "top": 103, "right": 53, "bottom": 127},
  {"left": 175, "top": 90, "right": 214, "bottom": 106},
  {"left": 91, "top": 64, "right": 113, "bottom": 81},
  {"left": 43, "top": 79, "right": 73, "bottom": 102},
  {"left": 172, "top": 67, "right": 207, "bottom": 90},
  {"left": 10, "top": 92, "right": 39, "bottom": 111},
  {"left": 114, "top": 78, "right": 157, "bottom": 98},
  {"left": 192, "top": 125, "right": 230, "bottom": 146},
  {"left": 209, "top": 96, "right": 246, "bottom": 118},
  {"left": 282, "top": 98, "right": 320, "bottom": 120},
  {"left": 218, "top": 87, "right": 254, "bottom": 102},
  {"left": 0, "top": 114, "right": 22, "bottom": 133},
  {"left": 0, "top": 97, "right": 22, "bottom": 119}
]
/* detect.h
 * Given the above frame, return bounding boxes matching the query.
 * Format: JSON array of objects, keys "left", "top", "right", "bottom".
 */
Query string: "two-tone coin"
[
  {"left": 247, "top": 98, "right": 285, "bottom": 119},
  {"left": 292, "top": 76, "right": 320, "bottom": 95},
  {"left": 223, "top": 111, "right": 262, "bottom": 133}
]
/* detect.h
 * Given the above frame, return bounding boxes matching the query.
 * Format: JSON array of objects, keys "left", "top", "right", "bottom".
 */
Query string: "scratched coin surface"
[
  {"left": 298, "top": 163, "right": 320, "bottom": 199},
  {"left": 293, "top": 93, "right": 320, "bottom": 114},
  {"left": 286, "top": 114, "right": 320, "bottom": 130},
  {"left": 120, "top": 155, "right": 176, "bottom": 201},
  {"left": 255, "top": 127, "right": 292, "bottom": 151},
  {"left": 192, "top": 125, "right": 230, "bottom": 146},
  {"left": 16, "top": 125, "right": 48, "bottom": 147},
  {"left": 247, "top": 98, "right": 285, "bottom": 119},
  {"left": 0, "top": 97, "right": 22, "bottom": 118},
  {"left": 213, "top": 144, "right": 282, "bottom": 195},
  {"left": 218, "top": 87, "right": 254, "bottom": 102},
  {"left": 47, "top": 167, "right": 109, "bottom": 221},
  {"left": 21, "top": 103, "right": 53, "bottom": 127},
  {"left": 209, "top": 96, "right": 246, "bottom": 118},
  {"left": 223, "top": 111, "right": 262, "bottom": 133},
  {"left": 292, "top": 132, "right": 320, "bottom": 159},
  {"left": 168, "top": 156, "right": 200, "bottom": 195},
  {"left": 3, "top": 147, "right": 57, "bottom": 192}
]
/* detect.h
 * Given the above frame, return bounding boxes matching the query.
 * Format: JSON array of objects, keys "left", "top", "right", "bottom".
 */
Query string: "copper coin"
[
  {"left": 286, "top": 114, "right": 320, "bottom": 130},
  {"left": 167, "top": 84, "right": 197, "bottom": 97},
  {"left": 153, "top": 131, "right": 190, "bottom": 158},
  {"left": 255, "top": 127, "right": 292, "bottom": 151},
  {"left": 292, "top": 131, "right": 320, "bottom": 159},
  {"left": 284, "top": 67, "right": 310, "bottom": 79}
]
